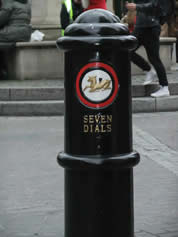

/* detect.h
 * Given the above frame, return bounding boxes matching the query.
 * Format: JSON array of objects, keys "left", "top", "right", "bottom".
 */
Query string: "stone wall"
[
  {"left": 31, "top": 0, "right": 61, "bottom": 27},
  {"left": 31, "top": 0, "right": 114, "bottom": 38}
]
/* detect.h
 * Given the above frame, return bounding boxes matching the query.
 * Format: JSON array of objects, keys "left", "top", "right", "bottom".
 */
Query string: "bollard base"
[
  {"left": 64, "top": 168, "right": 134, "bottom": 237},
  {"left": 57, "top": 152, "right": 140, "bottom": 237}
]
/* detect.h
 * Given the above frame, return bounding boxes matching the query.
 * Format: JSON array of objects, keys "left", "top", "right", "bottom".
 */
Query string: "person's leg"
[
  {"left": 143, "top": 26, "right": 168, "bottom": 87},
  {"left": 131, "top": 51, "right": 151, "bottom": 71},
  {"left": 0, "top": 50, "right": 8, "bottom": 80},
  {"left": 131, "top": 28, "right": 150, "bottom": 71},
  {"left": 0, "top": 50, "right": 4, "bottom": 73},
  {"left": 176, "top": 38, "right": 178, "bottom": 63},
  {"left": 142, "top": 27, "right": 170, "bottom": 97},
  {"left": 131, "top": 51, "right": 157, "bottom": 85},
  {"left": 131, "top": 28, "right": 156, "bottom": 85}
]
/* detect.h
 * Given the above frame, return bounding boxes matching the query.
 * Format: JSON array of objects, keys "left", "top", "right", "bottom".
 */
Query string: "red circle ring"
[{"left": 76, "top": 62, "right": 119, "bottom": 109}]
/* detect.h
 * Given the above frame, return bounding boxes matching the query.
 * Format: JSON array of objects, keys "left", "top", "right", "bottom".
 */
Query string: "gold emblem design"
[{"left": 83, "top": 76, "right": 111, "bottom": 93}]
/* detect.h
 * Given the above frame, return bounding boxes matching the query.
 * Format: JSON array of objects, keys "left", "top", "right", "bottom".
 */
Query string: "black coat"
[
  {"left": 60, "top": 0, "right": 83, "bottom": 30},
  {"left": 134, "top": 0, "right": 175, "bottom": 28},
  {"left": 0, "top": 0, "right": 31, "bottom": 42}
]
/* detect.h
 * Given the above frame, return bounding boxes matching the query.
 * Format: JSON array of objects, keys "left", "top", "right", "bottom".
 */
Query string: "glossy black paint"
[
  {"left": 56, "top": 9, "right": 140, "bottom": 237},
  {"left": 65, "top": 168, "right": 134, "bottom": 237}
]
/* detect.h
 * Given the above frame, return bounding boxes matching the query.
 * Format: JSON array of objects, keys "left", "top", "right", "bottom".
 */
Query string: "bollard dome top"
[
  {"left": 75, "top": 9, "right": 120, "bottom": 24},
  {"left": 57, "top": 9, "right": 137, "bottom": 51}
]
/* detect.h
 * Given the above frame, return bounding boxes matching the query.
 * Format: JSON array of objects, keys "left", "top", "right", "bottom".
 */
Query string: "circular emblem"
[{"left": 76, "top": 62, "right": 119, "bottom": 109}]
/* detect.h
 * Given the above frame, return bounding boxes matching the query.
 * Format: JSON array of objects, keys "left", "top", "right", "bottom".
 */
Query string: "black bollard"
[{"left": 56, "top": 9, "right": 140, "bottom": 237}]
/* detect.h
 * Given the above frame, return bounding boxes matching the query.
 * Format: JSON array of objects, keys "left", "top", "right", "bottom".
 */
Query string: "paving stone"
[
  {"left": 159, "top": 232, "right": 178, "bottom": 237},
  {"left": 132, "top": 97, "right": 156, "bottom": 113},
  {"left": 135, "top": 231, "right": 159, "bottom": 237},
  {"left": 155, "top": 96, "right": 178, "bottom": 112},
  {"left": 10, "top": 88, "right": 64, "bottom": 101},
  {"left": 0, "top": 79, "right": 63, "bottom": 88},
  {"left": 0, "top": 88, "right": 10, "bottom": 100},
  {"left": 0, "top": 101, "right": 64, "bottom": 116},
  {"left": 169, "top": 83, "right": 178, "bottom": 95},
  {"left": 132, "top": 85, "right": 145, "bottom": 97}
]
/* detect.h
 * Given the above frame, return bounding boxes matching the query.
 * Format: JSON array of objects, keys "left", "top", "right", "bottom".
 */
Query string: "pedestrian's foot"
[
  {"left": 151, "top": 86, "right": 170, "bottom": 98},
  {"left": 143, "top": 68, "right": 157, "bottom": 85}
]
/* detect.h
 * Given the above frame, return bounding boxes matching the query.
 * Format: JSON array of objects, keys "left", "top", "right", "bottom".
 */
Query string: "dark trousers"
[
  {"left": 0, "top": 50, "right": 6, "bottom": 71},
  {"left": 132, "top": 26, "right": 168, "bottom": 86},
  {"left": 0, "top": 50, "right": 8, "bottom": 79},
  {"left": 132, "top": 51, "right": 151, "bottom": 71},
  {"left": 176, "top": 39, "right": 178, "bottom": 63}
]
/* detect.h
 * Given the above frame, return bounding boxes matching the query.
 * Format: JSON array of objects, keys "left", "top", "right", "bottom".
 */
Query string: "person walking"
[
  {"left": 81, "top": 0, "right": 107, "bottom": 10},
  {"left": 126, "top": 0, "right": 170, "bottom": 97},
  {"left": 121, "top": 8, "right": 157, "bottom": 86},
  {"left": 60, "top": 0, "right": 83, "bottom": 36}
]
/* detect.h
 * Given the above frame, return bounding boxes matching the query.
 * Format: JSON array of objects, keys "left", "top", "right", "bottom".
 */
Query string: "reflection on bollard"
[{"left": 56, "top": 9, "right": 140, "bottom": 237}]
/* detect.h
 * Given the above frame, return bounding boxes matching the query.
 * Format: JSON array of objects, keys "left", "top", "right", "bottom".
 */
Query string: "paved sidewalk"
[
  {"left": 0, "top": 113, "right": 178, "bottom": 237},
  {"left": 133, "top": 113, "right": 178, "bottom": 237}
]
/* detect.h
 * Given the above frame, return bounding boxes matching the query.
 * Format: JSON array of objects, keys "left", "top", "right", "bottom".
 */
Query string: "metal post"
[{"left": 57, "top": 9, "right": 140, "bottom": 237}]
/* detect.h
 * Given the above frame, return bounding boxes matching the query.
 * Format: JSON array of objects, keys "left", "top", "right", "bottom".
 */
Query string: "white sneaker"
[
  {"left": 143, "top": 69, "right": 157, "bottom": 85},
  {"left": 151, "top": 86, "right": 170, "bottom": 98}
]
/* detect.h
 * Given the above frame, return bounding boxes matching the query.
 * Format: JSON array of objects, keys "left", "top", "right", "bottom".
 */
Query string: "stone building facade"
[
  {"left": 30, "top": 0, "right": 114, "bottom": 40},
  {"left": 30, "top": 0, "right": 178, "bottom": 40}
]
